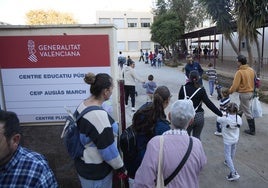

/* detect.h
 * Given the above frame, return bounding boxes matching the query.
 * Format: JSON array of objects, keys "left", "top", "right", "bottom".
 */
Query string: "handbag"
[
  {"left": 156, "top": 136, "right": 193, "bottom": 187},
  {"left": 251, "top": 92, "right": 262, "bottom": 118}
]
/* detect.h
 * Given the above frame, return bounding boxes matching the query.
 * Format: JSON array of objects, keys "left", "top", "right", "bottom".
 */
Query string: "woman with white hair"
[{"left": 134, "top": 99, "right": 207, "bottom": 188}]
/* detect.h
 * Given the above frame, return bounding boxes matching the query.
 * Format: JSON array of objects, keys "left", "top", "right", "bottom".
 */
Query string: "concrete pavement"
[{"left": 124, "top": 60, "right": 268, "bottom": 188}]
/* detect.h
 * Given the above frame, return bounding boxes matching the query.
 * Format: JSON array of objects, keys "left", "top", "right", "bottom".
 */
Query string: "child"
[
  {"left": 217, "top": 102, "right": 242, "bottom": 181},
  {"left": 215, "top": 88, "right": 230, "bottom": 136},
  {"left": 142, "top": 74, "right": 157, "bottom": 102},
  {"left": 215, "top": 80, "right": 222, "bottom": 100},
  {"left": 206, "top": 62, "right": 217, "bottom": 97}
]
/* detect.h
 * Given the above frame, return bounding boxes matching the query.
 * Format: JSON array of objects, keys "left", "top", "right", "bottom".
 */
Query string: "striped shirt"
[
  {"left": 0, "top": 146, "right": 58, "bottom": 188},
  {"left": 75, "top": 104, "right": 124, "bottom": 180},
  {"left": 206, "top": 68, "right": 217, "bottom": 81},
  {"left": 220, "top": 97, "right": 230, "bottom": 113}
]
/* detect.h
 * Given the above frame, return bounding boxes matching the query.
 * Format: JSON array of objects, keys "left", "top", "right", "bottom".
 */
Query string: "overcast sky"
[{"left": 0, "top": 0, "right": 154, "bottom": 25}]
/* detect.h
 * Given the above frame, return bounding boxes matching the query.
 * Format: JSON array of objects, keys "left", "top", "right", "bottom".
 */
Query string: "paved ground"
[
  {"left": 125, "top": 59, "right": 268, "bottom": 188},
  {"left": 21, "top": 58, "right": 268, "bottom": 188}
]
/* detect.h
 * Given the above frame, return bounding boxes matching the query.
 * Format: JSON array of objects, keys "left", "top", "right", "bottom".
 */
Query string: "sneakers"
[
  {"left": 226, "top": 172, "right": 240, "bottom": 181},
  {"left": 131, "top": 107, "right": 136, "bottom": 112},
  {"left": 214, "top": 131, "right": 222, "bottom": 136}
]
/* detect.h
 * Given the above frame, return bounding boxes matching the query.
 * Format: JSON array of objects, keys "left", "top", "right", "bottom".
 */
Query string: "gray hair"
[{"left": 170, "top": 99, "right": 196, "bottom": 129}]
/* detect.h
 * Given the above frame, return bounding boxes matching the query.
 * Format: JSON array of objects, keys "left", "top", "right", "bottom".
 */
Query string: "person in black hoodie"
[{"left": 178, "top": 70, "right": 223, "bottom": 139}]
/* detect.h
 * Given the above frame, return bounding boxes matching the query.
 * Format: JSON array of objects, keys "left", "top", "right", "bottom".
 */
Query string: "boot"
[{"left": 244, "top": 119, "right": 255, "bottom": 135}]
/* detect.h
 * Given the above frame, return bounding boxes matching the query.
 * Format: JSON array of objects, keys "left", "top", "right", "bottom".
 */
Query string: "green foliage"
[{"left": 150, "top": 12, "right": 183, "bottom": 49}]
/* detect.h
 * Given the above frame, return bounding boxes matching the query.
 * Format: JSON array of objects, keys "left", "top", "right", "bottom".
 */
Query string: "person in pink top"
[{"left": 134, "top": 99, "right": 207, "bottom": 188}]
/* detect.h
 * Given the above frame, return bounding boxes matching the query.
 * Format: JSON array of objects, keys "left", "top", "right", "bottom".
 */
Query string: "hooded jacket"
[
  {"left": 123, "top": 66, "right": 143, "bottom": 86},
  {"left": 217, "top": 114, "right": 242, "bottom": 145}
]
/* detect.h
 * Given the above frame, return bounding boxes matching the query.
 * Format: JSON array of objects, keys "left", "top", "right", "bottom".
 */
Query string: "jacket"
[
  {"left": 229, "top": 65, "right": 255, "bottom": 94},
  {"left": 123, "top": 66, "right": 143, "bottom": 86},
  {"left": 178, "top": 82, "right": 222, "bottom": 116},
  {"left": 217, "top": 114, "right": 242, "bottom": 145}
]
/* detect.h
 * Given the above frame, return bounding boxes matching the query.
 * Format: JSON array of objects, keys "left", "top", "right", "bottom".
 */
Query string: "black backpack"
[
  {"left": 61, "top": 106, "right": 103, "bottom": 159},
  {"left": 119, "top": 125, "right": 138, "bottom": 161}
]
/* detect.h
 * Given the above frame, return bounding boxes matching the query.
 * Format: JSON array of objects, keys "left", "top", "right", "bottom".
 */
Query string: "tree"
[
  {"left": 151, "top": 0, "right": 207, "bottom": 63},
  {"left": 151, "top": 12, "right": 183, "bottom": 52},
  {"left": 199, "top": 0, "right": 268, "bottom": 76},
  {"left": 26, "top": 10, "right": 77, "bottom": 25}
]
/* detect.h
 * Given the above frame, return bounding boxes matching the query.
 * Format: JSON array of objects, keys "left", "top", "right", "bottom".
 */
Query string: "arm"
[
  {"left": 131, "top": 69, "right": 144, "bottom": 83},
  {"left": 229, "top": 71, "right": 241, "bottom": 94},
  {"left": 201, "top": 88, "right": 223, "bottom": 116},
  {"left": 198, "top": 63, "right": 204, "bottom": 76},
  {"left": 178, "top": 85, "right": 184, "bottom": 99},
  {"left": 134, "top": 138, "right": 159, "bottom": 188}
]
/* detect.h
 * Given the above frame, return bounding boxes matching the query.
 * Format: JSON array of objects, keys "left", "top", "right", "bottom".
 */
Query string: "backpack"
[
  {"left": 61, "top": 106, "right": 103, "bottom": 159},
  {"left": 119, "top": 125, "right": 138, "bottom": 161},
  {"left": 183, "top": 85, "right": 201, "bottom": 111},
  {"left": 119, "top": 107, "right": 151, "bottom": 162}
]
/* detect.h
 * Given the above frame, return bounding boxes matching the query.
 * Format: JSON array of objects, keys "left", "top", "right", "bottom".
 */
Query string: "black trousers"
[{"left": 124, "top": 85, "right": 136, "bottom": 107}]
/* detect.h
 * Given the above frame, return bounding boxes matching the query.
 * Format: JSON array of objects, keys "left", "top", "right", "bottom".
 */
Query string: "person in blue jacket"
[
  {"left": 125, "top": 86, "right": 171, "bottom": 188},
  {"left": 185, "top": 54, "right": 204, "bottom": 85}
]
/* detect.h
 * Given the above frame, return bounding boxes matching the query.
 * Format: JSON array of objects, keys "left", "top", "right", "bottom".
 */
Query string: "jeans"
[
  {"left": 208, "top": 80, "right": 215, "bottom": 95},
  {"left": 78, "top": 172, "right": 113, "bottom": 188},
  {"left": 224, "top": 143, "right": 237, "bottom": 173}
]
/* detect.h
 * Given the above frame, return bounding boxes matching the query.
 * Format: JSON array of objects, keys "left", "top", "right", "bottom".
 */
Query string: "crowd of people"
[{"left": 0, "top": 52, "right": 258, "bottom": 187}]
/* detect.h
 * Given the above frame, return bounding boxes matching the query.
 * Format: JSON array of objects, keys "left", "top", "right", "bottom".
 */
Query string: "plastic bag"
[{"left": 251, "top": 96, "right": 262, "bottom": 118}]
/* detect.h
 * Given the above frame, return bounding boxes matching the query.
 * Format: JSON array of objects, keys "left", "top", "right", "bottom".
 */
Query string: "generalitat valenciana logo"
[{"left": 27, "top": 40, "right": 38, "bottom": 62}]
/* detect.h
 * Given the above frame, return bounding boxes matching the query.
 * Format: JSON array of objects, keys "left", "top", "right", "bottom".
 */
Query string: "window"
[
  {"left": 113, "top": 18, "right": 124, "bottom": 28},
  {"left": 140, "top": 18, "right": 151, "bottom": 28},
  {"left": 117, "top": 41, "right": 126, "bottom": 51},
  {"left": 141, "top": 41, "right": 151, "bottom": 50},
  {"left": 128, "top": 41, "right": 138, "bottom": 51},
  {"left": 127, "top": 18, "right": 138, "bottom": 28},
  {"left": 99, "top": 18, "right": 111, "bottom": 24}
]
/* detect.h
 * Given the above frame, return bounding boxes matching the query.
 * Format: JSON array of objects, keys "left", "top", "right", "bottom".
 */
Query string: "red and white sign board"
[{"left": 0, "top": 35, "right": 111, "bottom": 123}]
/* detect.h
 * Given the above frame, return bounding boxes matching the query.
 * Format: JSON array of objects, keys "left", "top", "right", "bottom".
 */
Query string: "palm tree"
[
  {"left": 235, "top": 0, "right": 268, "bottom": 76},
  {"left": 199, "top": 0, "right": 239, "bottom": 54},
  {"left": 199, "top": 0, "right": 268, "bottom": 76}
]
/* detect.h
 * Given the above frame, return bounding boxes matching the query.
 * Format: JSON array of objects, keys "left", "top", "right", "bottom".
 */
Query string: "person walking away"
[
  {"left": 139, "top": 49, "right": 144, "bottom": 62},
  {"left": 227, "top": 55, "right": 256, "bottom": 135},
  {"left": 142, "top": 74, "right": 157, "bottom": 102},
  {"left": 0, "top": 110, "right": 58, "bottom": 187},
  {"left": 217, "top": 102, "right": 242, "bottom": 181},
  {"left": 206, "top": 62, "right": 217, "bottom": 97},
  {"left": 214, "top": 89, "right": 231, "bottom": 136},
  {"left": 74, "top": 73, "right": 125, "bottom": 188},
  {"left": 157, "top": 52, "right": 163, "bottom": 68},
  {"left": 118, "top": 51, "right": 126, "bottom": 70},
  {"left": 149, "top": 51, "right": 154, "bottom": 66},
  {"left": 125, "top": 86, "right": 171, "bottom": 188},
  {"left": 203, "top": 46, "right": 209, "bottom": 59},
  {"left": 122, "top": 61, "right": 145, "bottom": 112},
  {"left": 185, "top": 54, "right": 204, "bottom": 85},
  {"left": 145, "top": 50, "right": 149, "bottom": 64},
  {"left": 178, "top": 70, "right": 223, "bottom": 139},
  {"left": 127, "top": 55, "right": 134, "bottom": 66},
  {"left": 134, "top": 99, "right": 207, "bottom": 188}
]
